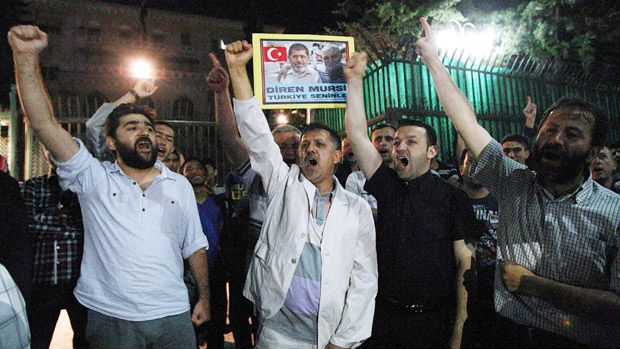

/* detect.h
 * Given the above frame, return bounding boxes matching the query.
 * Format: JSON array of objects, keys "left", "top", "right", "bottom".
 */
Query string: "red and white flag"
[{"left": 263, "top": 46, "right": 287, "bottom": 62}]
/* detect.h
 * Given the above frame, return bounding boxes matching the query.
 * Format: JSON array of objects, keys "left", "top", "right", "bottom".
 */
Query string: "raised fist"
[
  {"left": 224, "top": 40, "right": 253, "bottom": 70},
  {"left": 344, "top": 52, "right": 368, "bottom": 82},
  {"left": 8, "top": 25, "right": 48, "bottom": 55}
]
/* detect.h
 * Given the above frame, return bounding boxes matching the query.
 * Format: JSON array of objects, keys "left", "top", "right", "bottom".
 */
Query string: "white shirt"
[
  {"left": 54, "top": 139, "right": 208, "bottom": 321},
  {"left": 345, "top": 171, "right": 378, "bottom": 210}
]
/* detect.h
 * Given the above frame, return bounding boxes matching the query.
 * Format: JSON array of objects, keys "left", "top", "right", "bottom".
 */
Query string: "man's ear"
[
  {"left": 333, "top": 149, "right": 342, "bottom": 165},
  {"left": 524, "top": 149, "right": 531, "bottom": 160},
  {"left": 427, "top": 145, "right": 438, "bottom": 159},
  {"left": 106, "top": 136, "right": 117, "bottom": 152}
]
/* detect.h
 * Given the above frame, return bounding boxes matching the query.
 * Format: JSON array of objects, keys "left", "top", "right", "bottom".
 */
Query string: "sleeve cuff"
[
  {"left": 182, "top": 240, "right": 209, "bottom": 259},
  {"left": 469, "top": 139, "right": 499, "bottom": 178}
]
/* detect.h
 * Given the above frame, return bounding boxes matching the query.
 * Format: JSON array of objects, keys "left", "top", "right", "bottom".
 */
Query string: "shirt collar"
[
  {"left": 539, "top": 175, "right": 593, "bottom": 204},
  {"left": 108, "top": 160, "right": 175, "bottom": 181},
  {"left": 300, "top": 174, "right": 338, "bottom": 200},
  {"left": 404, "top": 169, "right": 433, "bottom": 190},
  {"left": 288, "top": 69, "right": 312, "bottom": 78}
]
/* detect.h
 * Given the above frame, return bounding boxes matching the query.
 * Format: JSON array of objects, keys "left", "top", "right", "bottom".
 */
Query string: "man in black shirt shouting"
[{"left": 345, "top": 52, "right": 478, "bottom": 348}]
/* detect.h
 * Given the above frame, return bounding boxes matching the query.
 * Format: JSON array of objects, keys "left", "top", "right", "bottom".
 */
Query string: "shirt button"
[
  {"left": 112, "top": 193, "right": 116, "bottom": 196},
  {"left": 133, "top": 182, "right": 137, "bottom": 185},
  {"left": 142, "top": 208, "right": 146, "bottom": 212},
  {"left": 142, "top": 194, "right": 146, "bottom": 197},
  {"left": 291, "top": 258, "right": 297, "bottom": 264}
]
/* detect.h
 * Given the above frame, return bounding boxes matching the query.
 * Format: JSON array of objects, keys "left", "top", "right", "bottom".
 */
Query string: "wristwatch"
[{"left": 128, "top": 88, "right": 140, "bottom": 101}]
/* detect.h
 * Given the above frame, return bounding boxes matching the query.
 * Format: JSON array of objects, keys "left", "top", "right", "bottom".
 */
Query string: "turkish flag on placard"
[{"left": 263, "top": 46, "right": 287, "bottom": 62}]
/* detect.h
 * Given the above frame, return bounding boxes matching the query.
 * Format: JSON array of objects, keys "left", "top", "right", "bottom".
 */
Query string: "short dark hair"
[
  {"left": 397, "top": 119, "right": 438, "bottom": 147},
  {"left": 371, "top": 123, "right": 397, "bottom": 134},
  {"left": 154, "top": 120, "right": 175, "bottom": 133},
  {"left": 302, "top": 123, "right": 341, "bottom": 150},
  {"left": 538, "top": 96, "right": 609, "bottom": 148},
  {"left": 104, "top": 103, "right": 156, "bottom": 139},
  {"left": 180, "top": 157, "right": 205, "bottom": 174},
  {"left": 501, "top": 134, "right": 530, "bottom": 150},
  {"left": 288, "top": 43, "right": 309, "bottom": 57}
]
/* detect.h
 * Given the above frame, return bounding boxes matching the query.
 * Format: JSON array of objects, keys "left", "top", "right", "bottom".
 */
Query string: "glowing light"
[
  {"left": 435, "top": 21, "right": 498, "bottom": 58},
  {"left": 562, "top": 318, "right": 573, "bottom": 330},
  {"left": 129, "top": 58, "right": 153, "bottom": 79},
  {"left": 275, "top": 113, "right": 289, "bottom": 125}
]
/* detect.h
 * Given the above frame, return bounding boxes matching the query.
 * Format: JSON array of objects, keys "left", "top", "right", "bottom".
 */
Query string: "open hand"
[
  {"left": 132, "top": 79, "right": 158, "bottom": 99},
  {"left": 206, "top": 53, "right": 230, "bottom": 93},
  {"left": 225, "top": 40, "right": 253, "bottom": 70},
  {"left": 344, "top": 52, "right": 367, "bottom": 82},
  {"left": 8, "top": 25, "right": 48, "bottom": 55}
]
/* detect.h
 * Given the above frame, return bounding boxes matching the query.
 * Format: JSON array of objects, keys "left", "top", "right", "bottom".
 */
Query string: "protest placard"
[{"left": 252, "top": 33, "right": 355, "bottom": 109}]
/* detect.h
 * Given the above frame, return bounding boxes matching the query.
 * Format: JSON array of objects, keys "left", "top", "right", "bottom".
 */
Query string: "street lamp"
[
  {"left": 436, "top": 20, "right": 498, "bottom": 58},
  {"left": 128, "top": 58, "right": 154, "bottom": 79},
  {"left": 275, "top": 112, "right": 289, "bottom": 125}
]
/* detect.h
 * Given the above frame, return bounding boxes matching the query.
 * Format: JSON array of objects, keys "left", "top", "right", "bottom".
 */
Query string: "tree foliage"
[{"left": 329, "top": 0, "right": 620, "bottom": 72}]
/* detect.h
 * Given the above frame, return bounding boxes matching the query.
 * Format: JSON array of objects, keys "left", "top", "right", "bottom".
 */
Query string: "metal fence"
[
  {"left": 2, "top": 86, "right": 222, "bottom": 181},
  {"left": 316, "top": 49, "right": 620, "bottom": 164}
]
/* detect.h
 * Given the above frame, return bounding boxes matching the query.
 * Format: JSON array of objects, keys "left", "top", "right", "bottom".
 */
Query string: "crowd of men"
[{"left": 1, "top": 17, "right": 619, "bottom": 349}]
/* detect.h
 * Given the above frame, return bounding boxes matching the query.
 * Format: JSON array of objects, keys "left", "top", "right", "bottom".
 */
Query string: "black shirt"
[
  {"left": 0, "top": 171, "right": 33, "bottom": 299},
  {"left": 365, "top": 167, "right": 478, "bottom": 308}
]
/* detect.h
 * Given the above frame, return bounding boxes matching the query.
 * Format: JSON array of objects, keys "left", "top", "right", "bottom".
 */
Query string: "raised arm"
[
  {"left": 344, "top": 52, "right": 382, "bottom": 179},
  {"left": 86, "top": 79, "right": 158, "bottom": 160},
  {"left": 9, "top": 25, "right": 77, "bottom": 162},
  {"left": 415, "top": 17, "right": 493, "bottom": 159},
  {"left": 225, "top": 41, "right": 288, "bottom": 197},
  {"left": 207, "top": 53, "right": 248, "bottom": 167}
]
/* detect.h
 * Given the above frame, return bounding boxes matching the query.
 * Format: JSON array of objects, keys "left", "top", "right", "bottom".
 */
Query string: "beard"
[
  {"left": 116, "top": 137, "right": 158, "bottom": 169},
  {"left": 530, "top": 143, "right": 590, "bottom": 185}
]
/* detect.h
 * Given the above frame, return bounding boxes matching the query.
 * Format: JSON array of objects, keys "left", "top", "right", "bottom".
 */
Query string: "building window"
[
  {"left": 173, "top": 97, "right": 194, "bottom": 120},
  {"left": 151, "top": 29, "right": 166, "bottom": 44},
  {"left": 85, "top": 92, "right": 108, "bottom": 115},
  {"left": 42, "top": 66, "right": 59, "bottom": 81},
  {"left": 84, "top": 20, "right": 101, "bottom": 44},
  {"left": 180, "top": 32, "right": 191, "bottom": 46},
  {"left": 119, "top": 25, "right": 133, "bottom": 39}
]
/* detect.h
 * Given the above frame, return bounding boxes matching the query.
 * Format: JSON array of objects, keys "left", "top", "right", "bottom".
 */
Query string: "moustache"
[{"left": 536, "top": 143, "right": 569, "bottom": 160}]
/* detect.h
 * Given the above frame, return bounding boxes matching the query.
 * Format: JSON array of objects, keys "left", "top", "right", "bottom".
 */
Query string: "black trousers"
[
  {"left": 28, "top": 283, "right": 89, "bottom": 349},
  {"left": 491, "top": 316, "right": 596, "bottom": 349},
  {"left": 361, "top": 299, "right": 451, "bottom": 349}
]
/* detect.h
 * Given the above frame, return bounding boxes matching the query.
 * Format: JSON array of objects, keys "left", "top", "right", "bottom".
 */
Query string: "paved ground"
[{"left": 49, "top": 310, "right": 237, "bottom": 348}]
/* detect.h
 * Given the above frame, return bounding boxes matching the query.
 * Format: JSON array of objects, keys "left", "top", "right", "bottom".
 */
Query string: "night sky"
[{"left": 103, "top": 0, "right": 344, "bottom": 34}]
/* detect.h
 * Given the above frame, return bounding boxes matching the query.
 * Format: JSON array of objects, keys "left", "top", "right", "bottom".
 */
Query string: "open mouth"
[
  {"left": 308, "top": 159, "right": 317, "bottom": 166},
  {"left": 397, "top": 155, "right": 409, "bottom": 167},
  {"left": 137, "top": 138, "right": 152, "bottom": 152}
]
